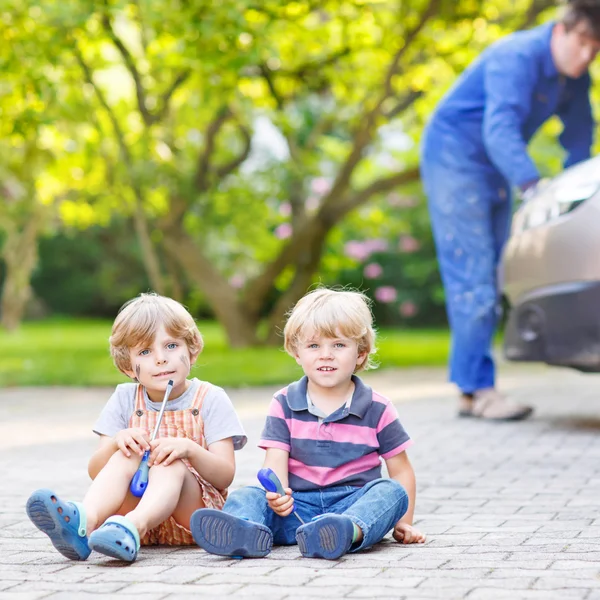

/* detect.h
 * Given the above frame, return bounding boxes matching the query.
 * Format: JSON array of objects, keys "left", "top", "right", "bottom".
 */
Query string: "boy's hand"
[
  {"left": 149, "top": 437, "right": 192, "bottom": 466},
  {"left": 114, "top": 428, "right": 150, "bottom": 457},
  {"left": 393, "top": 522, "right": 426, "bottom": 544},
  {"left": 266, "top": 488, "right": 295, "bottom": 517}
]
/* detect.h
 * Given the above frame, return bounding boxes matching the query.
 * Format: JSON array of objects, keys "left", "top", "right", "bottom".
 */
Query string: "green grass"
[{"left": 0, "top": 318, "right": 452, "bottom": 388}]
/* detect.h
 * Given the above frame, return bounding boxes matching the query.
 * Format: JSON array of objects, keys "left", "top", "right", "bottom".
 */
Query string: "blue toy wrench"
[
  {"left": 257, "top": 467, "right": 305, "bottom": 524},
  {"left": 129, "top": 379, "right": 174, "bottom": 497}
]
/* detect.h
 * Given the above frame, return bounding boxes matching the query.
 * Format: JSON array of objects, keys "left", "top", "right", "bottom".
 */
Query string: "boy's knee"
[
  {"left": 108, "top": 450, "right": 141, "bottom": 475},
  {"left": 162, "top": 459, "right": 188, "bottom": 475},
  {"left": 376, "top": 479, "right": 408, "bottom": 504}
]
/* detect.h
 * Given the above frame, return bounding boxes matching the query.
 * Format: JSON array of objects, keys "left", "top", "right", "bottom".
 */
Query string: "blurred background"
[{"left": 1, "top": 0, "right": 598, "bottom": 388}]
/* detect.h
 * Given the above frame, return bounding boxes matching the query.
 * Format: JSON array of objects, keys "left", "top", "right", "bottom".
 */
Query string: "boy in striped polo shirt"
[{"left": 191, "top": 288, "right": 425, "bottom": 559}]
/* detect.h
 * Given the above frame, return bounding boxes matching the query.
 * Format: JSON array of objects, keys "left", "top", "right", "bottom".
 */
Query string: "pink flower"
[
  {"left": 344, "top": 241, "right": 371, "bottom": 262},
  {"left": 398, "top": 235, "right": 420, "bottom": 253},
  {"left": 363, "top": 263, "right": 383, "bottom": 279},
  {"left": 279, "top": 203, "right": 292, "bottom": 217},
  {"left": 229, "top": 274, "right": 246, "bottom": 289},
  {"left": 399, "top": 301, "right": 418, "bottom": 317},
  {"left": 275, "top": 223, "right": 293, "bottom": 239},
  {"left": 375, "top": 286, "right": 397, "bottom": 304},
  {"left": 364, "top": 239, "right": 388, "bottom": 253},
  {"left": 311, "top": 177, "right": 331, "bottom": 196}
]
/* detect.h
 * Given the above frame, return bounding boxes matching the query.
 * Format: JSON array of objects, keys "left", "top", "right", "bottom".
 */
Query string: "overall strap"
[
  {"left": 191, "top": 381, "right": 212, "bottom": 416},
  {"left": 134, "top": 384, "right": 146, "bottom": 412}
]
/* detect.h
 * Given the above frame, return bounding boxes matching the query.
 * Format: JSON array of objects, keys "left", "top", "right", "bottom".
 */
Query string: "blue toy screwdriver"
[
  {"left": 257, "top": 467, "right": 304, "bottom": 524},
  {"left": 130, "top": 379, "right": 174, "bottom": 497}
]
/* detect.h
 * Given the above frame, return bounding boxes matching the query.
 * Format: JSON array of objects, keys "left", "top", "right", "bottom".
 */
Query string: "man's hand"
[
  {"left": 520, "top": 177, "right": 551, "bottom": 202},
  {"left": 266, "top": 488, "right": 295, "bottom": 517},
  {"left": 149, "top": 437, "right": 193, "bottom": 466},
  {"left": 114, "top": 427, "right": 150, "bottom": 457},
  {"left": 393, "top": 522, "right": 426, "bottom": 544}
]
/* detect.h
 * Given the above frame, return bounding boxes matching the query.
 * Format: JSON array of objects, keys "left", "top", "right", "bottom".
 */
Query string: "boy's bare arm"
[
  {"left": 386, "top": 452, "right": 426, "bottom": 544},
  {"left": 262, "top": 447, "right": 291, "bottom": 488},
  {"left": 88, "top": 435, "right": 118, "bottom": 480},
  {"left": 187, "top": 438, "right": 236, "bottom": 490},
  {"left": 385, "top": 452, "right": 416, "bottom": 525},
  {"left": 262, "top": 448, "right": 295, "bottom": 517},
  {"left": 148, "top": 437, "right": 236, "bottom": 490}
]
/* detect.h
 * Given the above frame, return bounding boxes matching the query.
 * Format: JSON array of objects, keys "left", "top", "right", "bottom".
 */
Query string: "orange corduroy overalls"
[{"left": 128, "top": 381, "right": 226, "bottom": 545}]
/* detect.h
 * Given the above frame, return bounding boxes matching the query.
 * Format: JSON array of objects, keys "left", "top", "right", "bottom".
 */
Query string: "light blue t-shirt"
[{"left": 93, "top": 378, "right": 247, "bottom": 450}]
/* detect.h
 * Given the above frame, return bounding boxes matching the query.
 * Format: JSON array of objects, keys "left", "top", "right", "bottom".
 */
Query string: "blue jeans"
[
  {"left": 223, "top": 478, "right": 408, "bottom": 552},
  {"left": 421, "top": 132, "right": 512, "bottom": 394}
]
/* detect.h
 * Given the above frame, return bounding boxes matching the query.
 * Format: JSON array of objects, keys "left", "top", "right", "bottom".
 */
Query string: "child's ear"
[
  {"left": 189, "top": 350, "right": 200, "bottom": 366},
  {"left": 123, "top": 368, "right": 137, "bottom": 381},
  {"left": 356, "top": 351, "right": 367, "bottom": 367}
]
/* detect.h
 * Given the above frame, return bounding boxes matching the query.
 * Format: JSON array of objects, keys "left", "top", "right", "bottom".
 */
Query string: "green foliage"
[{"left": 3, "top": 0, "right": 599, "bottom": 343}]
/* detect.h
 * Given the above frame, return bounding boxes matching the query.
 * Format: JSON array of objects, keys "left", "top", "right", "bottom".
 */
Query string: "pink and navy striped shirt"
[{"left": 259, "top": 375, "right": 413, "bottom": 491}]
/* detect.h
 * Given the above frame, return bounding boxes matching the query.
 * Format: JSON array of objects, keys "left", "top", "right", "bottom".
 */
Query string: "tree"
[
  {"left": 0, "top": 10, "right": 58, "bottom": 331},
  {"left": 6, "top": 0, "right": 558, "bottom": 341}
]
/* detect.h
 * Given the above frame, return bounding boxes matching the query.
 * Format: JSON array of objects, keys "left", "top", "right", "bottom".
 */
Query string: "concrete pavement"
[{"left": 2, "top": 364, "right": 600, "bottom": 599}]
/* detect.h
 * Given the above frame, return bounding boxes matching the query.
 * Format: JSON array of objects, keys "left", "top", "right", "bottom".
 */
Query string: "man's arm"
[
  {"left": 558, "top": 74, "right": 594, "bottom": 169},
  {"left": 483, "top": 48, "right": 540, "bottom": 189}
]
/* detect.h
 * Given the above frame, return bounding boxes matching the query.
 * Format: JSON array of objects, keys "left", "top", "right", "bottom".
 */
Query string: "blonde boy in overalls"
[{"left": 26, "top": 293, "right": 246, "bottom": 562}]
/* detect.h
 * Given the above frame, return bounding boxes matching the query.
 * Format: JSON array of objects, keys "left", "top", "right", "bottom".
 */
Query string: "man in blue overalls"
[{"left": 421, "top": 1, "right": 600, "bottom": 420}]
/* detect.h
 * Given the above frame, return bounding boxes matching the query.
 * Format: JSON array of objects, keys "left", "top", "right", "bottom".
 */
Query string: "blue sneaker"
[
  {"left": 26, "top": 489, "right": 90, "bottom": 561},
  {"left": 296, "top": 514, "right": 355, "bottom": 560},
  {"left": 190, "top": 509, "right": 272, "bottom": 558}
]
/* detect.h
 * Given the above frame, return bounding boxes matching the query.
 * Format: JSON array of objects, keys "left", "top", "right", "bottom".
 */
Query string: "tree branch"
[
  {"left": 100, "top": 11, "right": 153, "bottom": 126},
  {"left": 72, "top": 43, "right": 130, "bottom": 163},
  {"left": 260, "top": 64, "right": 284, "bottom": 109},
  {"left": 334, "top": 166, "right": 421, "bottom": 216},
  {"left": 385, "top": 90, "right": 424, "bottom": 119},
  {"left": 132, "top": 0, "right": 149, "bottom": 53},
  {"left": 194, "top": 106, "right": 231, "bottom": 192},
  {"left": 281, "top": 47, "right": 351, "bottom": 79},
  {"left": 215, "top": 123, "right": 252, "bottom": 179},
  {"left": 154, "top": 70, "right": 191, "bottom": 122},
  {"left": 73, "top": 40, "right": 166, "bottom": 294},
  {"left": 321, "top": 0, "right": 440, "bottom": 210}
]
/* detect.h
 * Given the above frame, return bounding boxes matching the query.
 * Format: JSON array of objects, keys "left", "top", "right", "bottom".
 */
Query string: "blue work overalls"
[{"left": 421, "top": 21, "right": 594, "bottom": 394}]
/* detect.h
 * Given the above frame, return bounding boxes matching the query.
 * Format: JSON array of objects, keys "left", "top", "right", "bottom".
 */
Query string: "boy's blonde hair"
[
  {"left": 110, "top": 293, "right": 203, "bottom": 375},
  {"left": 283, "top": 288, "right": 377, "bottom": 371}
]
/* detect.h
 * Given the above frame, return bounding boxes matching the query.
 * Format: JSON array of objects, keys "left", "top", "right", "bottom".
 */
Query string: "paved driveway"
[{"left": 2, "top": 364, "right": 600, "bottom": 599}]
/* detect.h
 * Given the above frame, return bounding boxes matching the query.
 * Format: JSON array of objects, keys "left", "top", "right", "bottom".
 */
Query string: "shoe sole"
[
  {"left": 26, "top": 490, "right": 90, "bottom": 561},
  {"left": 459, "top": 407, "right": 534, "bottom": 421},
  {"left": 88, "top": 525, "right": 137, "bottom": 562},
  {"left": 190, "top": 510, "right": 272, "bottom": 558},
  {"left": 296, "top": 515, "right": 354, "bottom": 560}
]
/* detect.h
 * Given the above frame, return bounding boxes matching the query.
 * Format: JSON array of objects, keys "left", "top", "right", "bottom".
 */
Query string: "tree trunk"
[
  {"left": 1, "top": 214, "right": 41, "bottom": 332},
  {"left": 162, "top": 226, "right": 260, "bottom": 346},
  {"left": 264, "top": 220, "right": 331, "bottom": 345},
  {"left": 132, "top": 191, "right": 166, "bottom": 295}
]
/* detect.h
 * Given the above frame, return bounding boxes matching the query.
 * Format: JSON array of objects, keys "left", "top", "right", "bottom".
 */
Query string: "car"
[{"left": 501, "top": 155, "right": 600, "bottom": 372}]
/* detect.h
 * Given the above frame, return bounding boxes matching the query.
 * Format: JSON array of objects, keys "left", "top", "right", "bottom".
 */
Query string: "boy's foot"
[
  {"left": 458, "top": 388, "right": 533, "bottom": 421},
  {"left": 26, "top": 489, "right": 91, "bottom": 561},
  {"left": 88, "top": 516, "right": 140, "bottom": 562},
  {"left": 296, "top": 514, "right": 355, "bottom": 560},
  {"left": 190, "top": 509, "right": 272, "bottom": 558}
]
